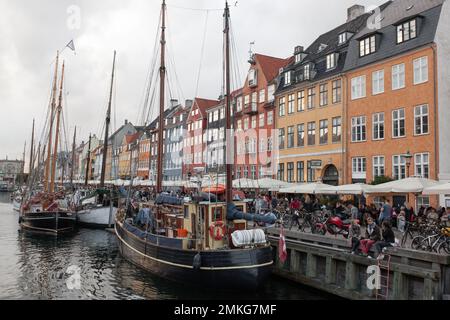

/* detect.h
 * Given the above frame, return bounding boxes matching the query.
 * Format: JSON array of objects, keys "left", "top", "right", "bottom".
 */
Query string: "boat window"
[{"left": 213, "top": 207, "right": 223, "bottom": 221}]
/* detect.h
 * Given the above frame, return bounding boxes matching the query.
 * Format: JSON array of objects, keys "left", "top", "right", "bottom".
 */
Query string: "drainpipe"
[
  {"left": 432, "top": 44, "right": 439, "bottom": 205},
  {"left": 342, "top": 73, "right": 348, "bottom": 185}
]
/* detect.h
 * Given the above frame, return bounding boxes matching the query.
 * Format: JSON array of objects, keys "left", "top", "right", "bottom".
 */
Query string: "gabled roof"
[
  {"left": 254, "top": 53, "right": 292, "bottom": 83},
  {"left": 344, "top": 0, "right": 444, "bottom": 72},
  {"left": 189, "top": 97, "right": 219, "bottom": 120},
  {"left": 125, "top": 132, "right": 141, "bottom": 144}
]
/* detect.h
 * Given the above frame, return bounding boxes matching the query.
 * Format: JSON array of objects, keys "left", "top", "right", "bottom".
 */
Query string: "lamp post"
[{"left": 403, "top": 151, "right": 413, "bottom": 178}]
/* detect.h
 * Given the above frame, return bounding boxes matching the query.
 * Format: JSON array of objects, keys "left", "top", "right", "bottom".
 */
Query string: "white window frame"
[
  {"left": 359, "top": 35, "right": 376, "bottom": 57},
  {"left": 392, "top": 155, "right": 406, "bottom": 180},
  {"left": 351, "top": 116, "right": 367, "bottom": 142},
  {"left": 351, "top": 75, "right": 366, "bottom": 100},
  {"left": 284, "top": 71, "right": 292, "bottom": 86},
  {"left": 413, "top": 56, "right": 428, "bottom": 85},
  {"left": 372, "top": 112, "right": 385, "bottom": 141},
  {"left": 259, "top": 89, "right": 266, "bottom": 103},
  {"left": 326, "top": 53, "right": 337, "bottom": 70},
  {"left": 352, "top": 157, "right": 367, "bottom": 179},
  {"left": 372, "top": 70, "right": 385, "bottom": 95},
  {"left": 267, "top": 111, "right": 274, "bottom": 126},
  {"left": 373, "top": 156, "right": 385, "bottom": 178},
  {"left": 392, "top": 108, "right": 406, "bottom": 138},
  {"left": 414, "top": 104, "right": 429, "bottom": 136},
  {"left": 415, "top": 153, "right": 430, "bottom": 178},
  {"left": 392, "top": 63, "right": 405, "bottom": 90},
  {"left": 259, "top": 113, "right": 265, "bottom": 128}
]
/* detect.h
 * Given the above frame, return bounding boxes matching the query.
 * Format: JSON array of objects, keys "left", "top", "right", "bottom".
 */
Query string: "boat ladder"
[{"left": 376, "top": 253, "right": 391, "bottom": 300}]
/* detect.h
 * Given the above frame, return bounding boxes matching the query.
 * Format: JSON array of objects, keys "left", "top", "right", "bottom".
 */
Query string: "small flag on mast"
[
  {"left": 66, "top": 40, "right": 75, "bottom": 51},
  {"left": 279, "top": 226, "right": 287, "bottom": 264}
]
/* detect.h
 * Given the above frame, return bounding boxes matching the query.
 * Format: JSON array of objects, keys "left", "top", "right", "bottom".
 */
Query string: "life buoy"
[{"left": 209, "top": 221, "right": 226, "bottom": 241}]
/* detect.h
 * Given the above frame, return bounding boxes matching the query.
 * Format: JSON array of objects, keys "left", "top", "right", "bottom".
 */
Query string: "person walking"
[{"left": 379, "top": 199, "right": 392, "bottom": 225}]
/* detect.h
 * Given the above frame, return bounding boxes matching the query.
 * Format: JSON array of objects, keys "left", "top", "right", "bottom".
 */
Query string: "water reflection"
[{"left": 0, "top": 193, "right": 331, "bottom": 300}]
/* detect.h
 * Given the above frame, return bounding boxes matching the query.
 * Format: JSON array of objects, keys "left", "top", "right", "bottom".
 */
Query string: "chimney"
[
  {"left": 294, "top": 46, "right": 304, "bottom": 54},
  {"left": 185, "top": 99, "right": 194, "bottom": 109},
  {"left": 125, "top": 119, "right": 128, "bottom": 125},
  {"left": 170, "top": 99, "right": 179, "bottom": 108},
  {"left": 347, "top": 4, "right": 365, "bottom": 22}
]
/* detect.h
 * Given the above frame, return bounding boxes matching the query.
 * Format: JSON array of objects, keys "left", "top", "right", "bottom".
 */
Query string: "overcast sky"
[{"left": 0, "top": 0, "right": 385, "bottom": 165}]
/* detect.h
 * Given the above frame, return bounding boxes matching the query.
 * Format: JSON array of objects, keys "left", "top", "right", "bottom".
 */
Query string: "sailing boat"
[
  {"left": 76, "top": 52, "right": 118, "bottom": 228},
  {"left": 114, "top": 1, "right": 275, "bottom": 290},
  {"left": 19, "top": 53, "right": 77, "bottom": 235}
]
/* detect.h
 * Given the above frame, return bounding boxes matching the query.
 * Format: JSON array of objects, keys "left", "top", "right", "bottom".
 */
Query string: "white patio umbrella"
[
  {"left": 366, "top": 177, "right": 439, "bottom": 194},
  {"left": 257, "top": 178, "right": 291, "bottom": 190},
  {"left": 422, "top": 182, "right": 450, "bottom": 195},
  {"left": 324, "top": 183, "right": 374, "bottom": 195},
  {"left": 233, "top": 178, "right": 259, "bottom": 189},
  {"left": 279, "top": 182, "right": 335, "bottom": 194}
]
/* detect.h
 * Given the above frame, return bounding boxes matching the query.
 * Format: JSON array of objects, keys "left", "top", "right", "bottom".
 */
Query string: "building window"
[
  {"left": 351, "top": 116, "right": 366, "bottom": 142},
  {"left": 236, "top": 167, "right": 241, "bottom": 179},
  {"left": 288, "top": 94, "right": 295, "bottom": 114},
  {"left": 393, "top": 155, "right": 406, "bottom": 180},
  {"left": 307, "top": 88, "right": 315, "bottom": 109},
  {"left": 304, "top": 64, "right": 310, "bottom": 80},
  {"left": 297, "top": 124, "right": 305, "bottom": 147},
  {"left": 251, "top": 116, "right": 257, "bottom": 129},
  {"left": 338, "top": 32, "right": 347, "bottom": 45},
  {"left": 237, "top": 97, "right": 243, "bottom": 112},
  {"left": 268, "top": 137, "right": 273, "bottom": 151},
  {"left": 287, "top": 162, "right": 294, "bottom": 183},
  {"left": 332, "top": 117, "right": 341, "bottom": 143},
  {"left": 267, "top": 111, "right": 274, "bottom": 125},
  {"left": 332, "top": 79, "right": 342, "bottom": 103},
  {"left": 279, "top": 97, "right": 286, "bottom": 117},
  {"left": 298, "top": 90, "right": 305, "bottom": 112},
  {"left": 319, "top": 119, "right": 328, "bottom": 145},
  {"left": 284, "top": 71, "right": 292, "bottom": 86},
  {"left": 392, "top": 63, "right": 405, "bottom": 90},
  {"left": 372, "top": 70, "right": 384, "bottom": 95},
  {"left": 415, "top": 153, "right": 429, "bottom": 178},
  {"left": 307, "top": 161, "right": 315, "bottom": 182},
  {"left": 259, "top": 113, "right": 265, "bottom": 128},
  {"left": 278, "top": 163, "right": 285, "bottom": 181},
  {"left": 352, "top": 157, "right": 367, "bottom": 177},
  {"left": 297, "top": 161, "right": 304, "bottom": 183},
  {"left": 373, "top": 156, "right": 385, "bottom": 178},
  {"left": 244, "top": 118, "right": 249, "bottom": 130},
  {"left": 397, "top": 19, "right": 417, "bottom": 44},
  {"left": 259, "top": 89, "right": 266, "bottom": 103},
  {"left": 279, "top": 128, "right": 285, "bottom": 149},
  {"left": 393, "top": 108, "right": 405, "bottom": 138},
  {"left": 326, "top": 53, "right": 337, "bottom": 70},
  {"left": 319, "top": 83, "right": 328, "bottom": 107},
  {"left": 415, "top": 104, "right": 429, "bottom": 135},
  {"left": 359, "top": 35, "right": 376, "bottom": 57},
  {"left": 251, "top": 165, "right": 257, "bottom": 180},
  {"left": 351, "top": 75, "right": 366, "bottom": 100},
  {"left": 417, "top": 196, "right": 430, "bottom": 211},
  {"left": 268, "top": 85, "right": 275, "bottom": 102},
  {"left": 244, "top": 166, "right": 249, "bottom": 178},
  {"left": 287, "top": 126, "right": 295, "bottom": 148},
  {"left": 372, "top": 112, "right": 385, "bottom": 140},
  {"left": 414, "top": 56, "right": 428, "bottom": 85},
  {"left": 307, "top": 122, "right": 316, "bottom": 146}
]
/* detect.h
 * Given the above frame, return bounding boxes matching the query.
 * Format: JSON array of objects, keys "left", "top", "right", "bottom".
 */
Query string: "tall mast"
[
  {"left": 36, "top": 143, "right": 41, "bottom": 180},
  {"left": 101, "top": 51, "right": 116, "bottom": 188},
  {"left": 85, "top": 134, "right": 92, "bottom": 187},
  {"left": 224, "top": 1, "right": 232, "bottom": 204},
  {"left": 29, "top": 119, "right": 35, "bottom": 175},
  {"left": 156, "top": 0, "right": 167, "bottom": 194},
  {"left": 70, "top": 127, "right": 77, "bottom": 184},
  {"left": 22, "top": 141, "right": 26, "bottom": 184},
  {"left": 50, "top": 61, "right": 65, "bottom": 193},
  {"left": 44, "top": 51, "right": 59, "bottom": 192}
]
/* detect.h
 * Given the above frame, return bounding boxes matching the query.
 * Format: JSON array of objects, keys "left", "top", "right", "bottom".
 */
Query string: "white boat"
[
  {"left": 12, "top": 197, "right": 22, "bottom": 212},
  {"left": 77, "top": 204, "right": 117, "bottom": 228}
]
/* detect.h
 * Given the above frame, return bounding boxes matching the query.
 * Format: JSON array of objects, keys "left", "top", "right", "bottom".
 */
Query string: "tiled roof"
[
  {"left": 254, "top": 53, "right": 292, "bottom": 82},
  {"left": 344, "top": 0, "right": 444, "bottom": 72},
  {"left": 194, "top": 97, "right": 220, "bottom": 115}
]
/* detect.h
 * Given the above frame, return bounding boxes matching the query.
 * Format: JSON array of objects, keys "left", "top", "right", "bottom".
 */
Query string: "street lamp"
[{"left": 403, "top": 151, "right": 413, "bottom": 178}]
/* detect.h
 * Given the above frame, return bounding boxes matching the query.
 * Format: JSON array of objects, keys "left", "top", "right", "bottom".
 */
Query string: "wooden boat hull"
[
  {"left": 77, "top": 206, "right": 117, "bottom": 229},
  {"left": 20, "top": 211, "right": 77, "bottom": 235},
  {"left": 115, "top": 220, "right": 273, "bottom": 290}
]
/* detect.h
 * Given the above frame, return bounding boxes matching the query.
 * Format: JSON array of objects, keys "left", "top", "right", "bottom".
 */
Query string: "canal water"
[{"left": 0, "top": 192, "right": 331, "bottom": 300}]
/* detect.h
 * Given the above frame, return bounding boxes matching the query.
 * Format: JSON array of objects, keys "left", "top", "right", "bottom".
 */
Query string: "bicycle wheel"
[
  {"left": 437, "top": 240, "right": 450, "bottom": 255},
  {"left": 411, "top": 236, "right": 426, "bottom": 251}
]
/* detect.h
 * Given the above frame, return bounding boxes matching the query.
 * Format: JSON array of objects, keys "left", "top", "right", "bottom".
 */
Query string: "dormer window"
[
  {"left": 326, "top": 53, "right": 338, "bottom": 70},
  {"left": 318, "top": 43, "right": 328, "bottom": 53},
  {"left": 295, "top": 53, "right": 302, "bottom": 64},
  {"left": 397, "top": 19, "right": 417, "bottom": 44},
  {"left": 304, "top": 64, "right": 310, "bottom": 80},
  {"left": 338, "top": 32, "right": 347, "bottom": 45},
  {"left": 359, "top": 35, "right": 376, "bottom": 57},
  {"left": 248, "top": 69, "right": 258, "bottom": 87},
  {"left": 284, "top": 71, "right": 292, "bottom": 86}
]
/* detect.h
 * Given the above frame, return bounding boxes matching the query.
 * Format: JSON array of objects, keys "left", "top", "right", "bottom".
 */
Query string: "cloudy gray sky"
[{"left": 0, "top": 0, "right": 384, "bottom": 167}]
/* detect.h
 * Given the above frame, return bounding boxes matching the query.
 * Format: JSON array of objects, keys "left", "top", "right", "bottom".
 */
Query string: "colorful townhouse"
[
  {"left": 234, "top": 53, "right": 290, "bottom": 180},
  {"left": 343, "top": 0, "right": 450, "bottom": 207},
  {"left": 275, "top": 5, "right": 377, "bottom": 185}
]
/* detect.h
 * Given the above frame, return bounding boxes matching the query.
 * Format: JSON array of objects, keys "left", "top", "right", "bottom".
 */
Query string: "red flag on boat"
[{"left": 279, "top": 226, "right": 287, "bottom": 263}]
